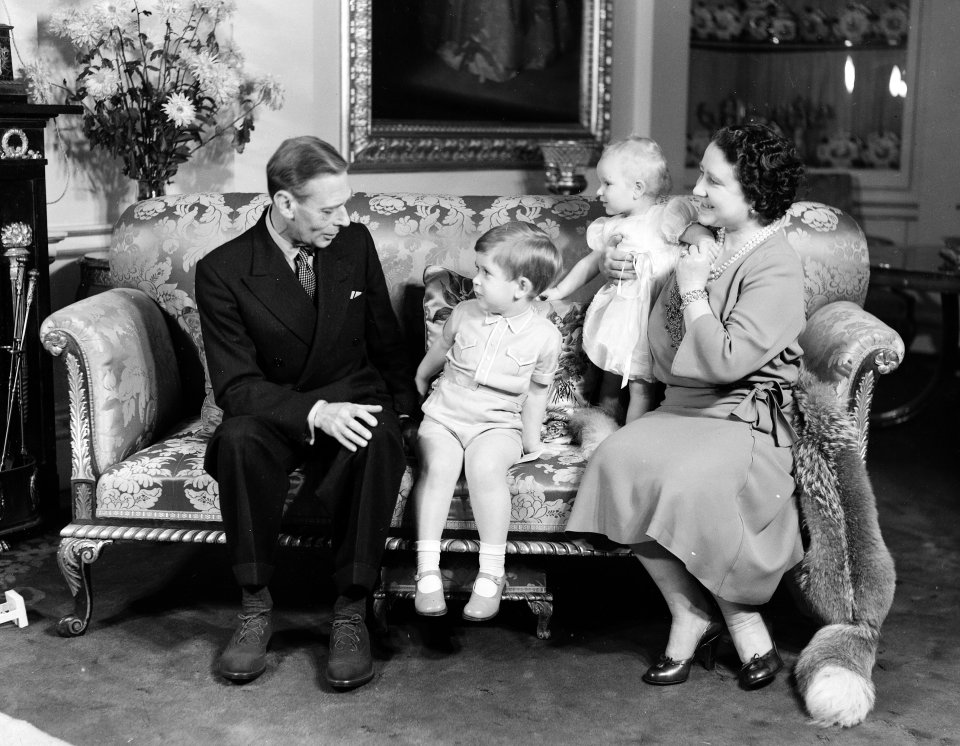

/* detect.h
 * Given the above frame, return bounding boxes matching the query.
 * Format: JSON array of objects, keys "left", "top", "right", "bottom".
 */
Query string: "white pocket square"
[{"left": 350, "top": 290, "right": 363, "bottom": 299}]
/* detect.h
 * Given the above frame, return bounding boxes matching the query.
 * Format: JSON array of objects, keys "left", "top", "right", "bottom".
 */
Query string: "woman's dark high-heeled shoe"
[
  {"left": 737, "top": 644, "right": 784, "bottom": 689},
  {"left": 642, "top": 620, "right": 724, "bottom": 686}
]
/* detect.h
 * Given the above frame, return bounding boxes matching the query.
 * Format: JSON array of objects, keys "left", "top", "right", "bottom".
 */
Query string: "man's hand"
[{"left": 312, "top": 402, "right": 382, "bottom": 452}]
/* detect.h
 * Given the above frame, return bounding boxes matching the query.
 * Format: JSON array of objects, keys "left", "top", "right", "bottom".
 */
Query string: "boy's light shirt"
[{"left": 443, "top": 300, "right": 560, "bottom": 396}]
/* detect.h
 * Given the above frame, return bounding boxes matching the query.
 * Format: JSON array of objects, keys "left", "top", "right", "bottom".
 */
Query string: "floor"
[{"left": 0, "top": 353, "right": 958, "bottom": 745}]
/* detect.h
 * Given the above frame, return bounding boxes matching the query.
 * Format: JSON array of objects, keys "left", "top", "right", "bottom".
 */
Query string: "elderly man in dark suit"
[{"left": 196, "top": 136, "right": 418, "bottom": 690}]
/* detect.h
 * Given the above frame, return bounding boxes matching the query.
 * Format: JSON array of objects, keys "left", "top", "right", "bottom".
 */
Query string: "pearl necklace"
[{"left": 708, "top": 223, "right": 780, "bottom": 281}]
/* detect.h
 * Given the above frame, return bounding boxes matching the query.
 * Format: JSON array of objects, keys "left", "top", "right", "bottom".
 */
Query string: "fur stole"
[
  {"left": 568, "top": 406, "right": 619, "bottom": 455},
  {"left": 792, "top": 368, "right": 896, "bottom": 727}
]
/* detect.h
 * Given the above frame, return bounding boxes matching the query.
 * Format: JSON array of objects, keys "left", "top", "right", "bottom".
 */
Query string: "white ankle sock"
[
  {"left": 415, "top": 540, "right": 442, "bottom": 592},
  {"left": 475, "top": 542, "right": 506, "bottom": 597}
]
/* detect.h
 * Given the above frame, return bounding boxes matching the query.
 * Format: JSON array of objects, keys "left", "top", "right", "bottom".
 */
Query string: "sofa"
[{"left": 41, "top": 191, "right": 904, "bottom": 639}]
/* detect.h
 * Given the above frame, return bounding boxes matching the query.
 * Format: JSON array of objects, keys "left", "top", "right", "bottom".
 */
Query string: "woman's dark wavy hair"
[{"left": 711, "top": 123, "right": 805, "bottom": 225}]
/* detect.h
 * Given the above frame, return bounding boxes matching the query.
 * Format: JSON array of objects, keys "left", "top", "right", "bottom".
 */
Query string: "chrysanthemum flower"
[
  {"left": 155, "top": 0, "right": 189, "bottom": 23},
  {"left": 85, "top": 67, "right": 122, "bottom": 101},
  {"left": 195, "top": 0, "right": 237, "bottom": 20},
  {"left": 188, "top": 50, "right": 221, "bottom": 83},
  {"left": 93, "top": 1, "right": 135, "bottom": 34},
  {"left": 257, "top": 75, "right": 286, "bottom": 111},
  {"left": 24, "top": 60, "right": 55, "bottom": 105},
  {"left": 162, "top": 92, "right": 198, "bottom": 127},
  {"left": 50, "top": 8, "right": 104, "bottom": 48}
]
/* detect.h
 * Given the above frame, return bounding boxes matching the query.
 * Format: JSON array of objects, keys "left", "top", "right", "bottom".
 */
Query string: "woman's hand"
[
  {"left": 675, "top": 240, "right": 717, "bottom": 295},
  {"left": 601, "top": 244, "right": 636, "bottom": 282},
  {"left": 539, "top": 286, "right": 563, "bottom": 302}
]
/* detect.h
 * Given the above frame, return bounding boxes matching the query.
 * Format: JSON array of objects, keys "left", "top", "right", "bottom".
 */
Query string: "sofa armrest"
[
  {"left": 800, "top": 300, "right": 904, "bottom": 415},
  {"left": 41, "top": 288, "right": 183, "bottom": 484}
]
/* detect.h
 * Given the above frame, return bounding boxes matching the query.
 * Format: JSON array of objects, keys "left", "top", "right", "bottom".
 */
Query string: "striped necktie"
[{"left": 294, "top": 246, "right": 316, "bottom": 300}]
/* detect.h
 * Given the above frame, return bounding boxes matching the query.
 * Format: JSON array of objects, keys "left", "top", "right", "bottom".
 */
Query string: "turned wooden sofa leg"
[
  {"left": 56, "top": 537, "right": 112, "bottom": 637},
  {"left": 527, "top": 597, "right": 554, "bottom": 640}
]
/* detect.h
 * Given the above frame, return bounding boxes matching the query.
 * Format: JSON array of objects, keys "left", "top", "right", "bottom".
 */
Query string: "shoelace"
[
  {"left": 235, "top": 612, "right": 269, "bottom": 645},
  {"left": 331, "top": 614, "right": 363, "bottom": 651}
]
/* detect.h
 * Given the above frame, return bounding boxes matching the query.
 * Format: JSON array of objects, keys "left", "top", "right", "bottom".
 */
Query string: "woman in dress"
[{"left": 566, "top": 123, "right": 806, "bottom": 689}]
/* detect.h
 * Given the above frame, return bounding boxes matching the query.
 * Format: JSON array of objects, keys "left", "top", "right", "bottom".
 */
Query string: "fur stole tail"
[
  {"left": 794, "top": 623, "right": 879, "bottom": 727},
  {"left": 568, "top": 407, "right": 619, "bottom": 455},
  {"left": 792, "top": 369, "right": 896, "bottom": 728}
]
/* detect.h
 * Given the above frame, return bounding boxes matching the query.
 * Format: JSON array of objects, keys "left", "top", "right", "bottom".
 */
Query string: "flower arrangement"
[{"left": 26, "top": 0, "right": 284, "bottom": 197}]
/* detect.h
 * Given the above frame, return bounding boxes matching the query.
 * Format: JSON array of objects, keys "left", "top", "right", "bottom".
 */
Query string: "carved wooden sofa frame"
[{"left": 41, "top": 192, "right": 904, "bottom": 639}]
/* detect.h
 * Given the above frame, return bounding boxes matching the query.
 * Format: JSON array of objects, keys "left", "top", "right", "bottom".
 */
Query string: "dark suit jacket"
[{"left": 195, "top": 212, "right": 418, "bottom": 443}]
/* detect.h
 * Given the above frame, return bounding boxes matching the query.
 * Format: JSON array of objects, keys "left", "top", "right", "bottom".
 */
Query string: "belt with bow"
[{"left": 730, "top": 380, "right": 796, "bottom": 447}]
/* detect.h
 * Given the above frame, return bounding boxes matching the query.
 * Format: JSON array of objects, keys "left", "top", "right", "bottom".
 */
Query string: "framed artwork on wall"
[{"left": 342, "top": 0, "right": 612, "bottom": 171}]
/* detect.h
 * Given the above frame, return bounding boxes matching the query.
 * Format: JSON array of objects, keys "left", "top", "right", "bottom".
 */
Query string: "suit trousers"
[{"left": 205, "top": 408, "right": 406, "bottom": 594}]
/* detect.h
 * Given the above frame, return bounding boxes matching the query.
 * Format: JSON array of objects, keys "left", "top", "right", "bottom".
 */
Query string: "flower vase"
[{"left": 137, "top": 178, "right": 167, "bottom": 201}]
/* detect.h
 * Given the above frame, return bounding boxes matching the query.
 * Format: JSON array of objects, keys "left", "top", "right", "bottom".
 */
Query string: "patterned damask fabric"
[
  {"left": 40, "top": 288, "right": 182, "bottom": 473},
  {"left": 800, "top": 300, "right": 906, "bottom": 383},
  {"left": 95, "top": 418, "right": 583, "bottom": 533},
  {"left": 390, "top": 442, "right": 589, "bottom": 533},
  {"left": 96, "top": 419, "right": 216, "bottom": 520},
  {"left": 84, "top": 192, "right": 868, "bottom": 526},
  {"left": 783, "top": 201, "right": 870, "bottom": 314}
]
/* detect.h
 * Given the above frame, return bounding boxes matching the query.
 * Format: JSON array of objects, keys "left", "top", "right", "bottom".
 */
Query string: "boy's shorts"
[{"left": 420, "top": 375, "right": 523, "bottom": 451}]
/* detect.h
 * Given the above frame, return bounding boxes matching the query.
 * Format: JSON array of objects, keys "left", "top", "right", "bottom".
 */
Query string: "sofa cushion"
[
  {"left": 95, "top": 418, "right": 219, "bottom": 521},
  {"left": 94, "top": 417, "right": 414, "bottom": 530},
  {"left": 93, "top": 417, "right": 582, "bottom": 534},
  {"left": 389, "top": 441, "right": 588, "bottom": 533}
]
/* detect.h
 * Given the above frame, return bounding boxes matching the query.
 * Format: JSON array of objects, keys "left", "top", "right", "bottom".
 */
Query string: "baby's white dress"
[{"left": 582, "top": 198, "right": 697, "bottom": 384}]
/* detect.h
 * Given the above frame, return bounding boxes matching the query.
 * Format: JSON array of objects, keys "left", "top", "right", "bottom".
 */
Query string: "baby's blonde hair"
[{"left": 601, "top": 136, "right": 672, "bottom": 197}]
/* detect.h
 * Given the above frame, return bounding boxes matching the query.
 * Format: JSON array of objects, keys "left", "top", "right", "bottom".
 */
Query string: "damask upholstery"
[{"left": 41, "top": 191, "right": 904, "bottom": 638}]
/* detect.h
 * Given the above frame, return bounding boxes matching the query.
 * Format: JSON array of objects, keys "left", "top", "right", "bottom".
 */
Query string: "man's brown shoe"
[
  {"left": 219, "top": 611, "right": 272, "bottom": 682},
  {"left": 326, "top": 613, "right": 374, "bottom": 689}
]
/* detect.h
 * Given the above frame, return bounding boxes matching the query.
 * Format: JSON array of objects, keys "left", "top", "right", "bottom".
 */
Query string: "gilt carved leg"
[
  {"left": 56, "top": 537, "right": 111, "bottom": 637},
  {"left": 527, "top": 597, "right": 554, "bottom": 640}
]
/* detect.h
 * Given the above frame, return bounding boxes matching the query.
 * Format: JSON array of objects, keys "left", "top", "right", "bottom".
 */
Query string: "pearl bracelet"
[{"left": 679, "top": 288, "right": 708, "bottom": 311}]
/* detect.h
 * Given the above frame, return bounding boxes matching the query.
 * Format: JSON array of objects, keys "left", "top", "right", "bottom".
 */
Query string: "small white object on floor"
[
  {"left": 0, "top": 712, "right": 74, "bottom": 745},
  {"left": 0, "top": 589, "right": 28, "bottom": 628}
]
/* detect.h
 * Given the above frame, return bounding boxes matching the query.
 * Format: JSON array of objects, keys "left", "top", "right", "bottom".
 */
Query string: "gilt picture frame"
[{"left": 342, "top": 0, "right": 612, "bottom": 171}]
